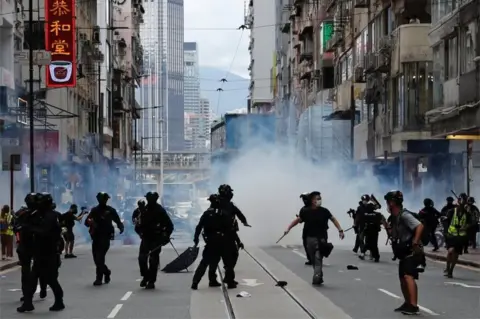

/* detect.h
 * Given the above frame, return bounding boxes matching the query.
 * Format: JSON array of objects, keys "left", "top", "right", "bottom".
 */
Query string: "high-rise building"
[
  {"left": 183, "top": 42, "right": 200, "bottom": 150},
  {"left": 199, "top": 98, "right": 211, "bottom": 148},
  {"left": 137, "top": 0, "right": 184, "bottom": 151}
]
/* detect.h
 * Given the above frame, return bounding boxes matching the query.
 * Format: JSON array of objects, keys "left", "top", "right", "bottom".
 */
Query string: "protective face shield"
[{"left": 218, "top": 184, "right": 234, "bottom": 200}]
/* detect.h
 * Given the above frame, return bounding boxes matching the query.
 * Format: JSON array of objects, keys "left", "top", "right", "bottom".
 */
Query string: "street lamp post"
[{"left": 133, "top": 106, "right": 158, "bottom": 187}]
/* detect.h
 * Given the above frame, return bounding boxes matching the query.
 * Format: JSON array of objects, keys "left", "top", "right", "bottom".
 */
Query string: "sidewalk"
[
  {"left": 0, "top": 257, "right": 19, "bottom": 271},
  {"left": 424, "top": 248, "right": 480, "bottom": 268}
]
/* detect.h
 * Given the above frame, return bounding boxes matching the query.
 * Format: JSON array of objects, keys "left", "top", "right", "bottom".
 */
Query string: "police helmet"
[
  {"left": 423, "top": 198, "right": 434, "bottom": 207},
  {"left": 218, "top": 184, "right": 233, "bottom": 197},
  {"left": 467, "top": 196, "right": 475, "bottom": 204},
  {"left": 208, "top": 194, "right": 220, "bottom": 207},
  {"left": 137, "top": 199, "right": 146, "bottom": 207},
  {"left": 384, "top": 190, "right": 404, "bottom": 205},
  {"left": 446, "top": 196, "right": 454, "bottom": 203},
  {"left": 145, "top": 192, "right": 159, "bottom": 202},
  {"left": 361, "top": 194, "right": 371, "bottom": 202},
  {"left": 96, "top": 192, "right": 110, "bottom": 201},
  {"left": 24, "top": 193, "right": 37, "bottom": 207}
]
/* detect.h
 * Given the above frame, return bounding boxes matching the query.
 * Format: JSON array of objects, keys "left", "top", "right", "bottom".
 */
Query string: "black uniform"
[
  {"left": 85, "top": 204, "right": 124, "bottom": 285},
  {"left": 418, "top": 205, "right": 441, "bottom": 250},
  {"left": 354, "top": 202, "right": 377, "bottom": 256},
  {"left": 136, "top": 202, "right": 173, "bottom": 289},
  {"left": 358, "top": 209, "right": 383, "bottom": 261},
  {"left": 19, "top": 206, "right": 64, "bottom": 312},
  {"left": 191, "top": 205, "right": 230, "bottom": 288}
]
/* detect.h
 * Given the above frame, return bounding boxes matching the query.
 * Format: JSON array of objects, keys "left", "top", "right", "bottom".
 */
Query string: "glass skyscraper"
[{"left": 137, "top": 0, "right": 184, "bottom": 151}]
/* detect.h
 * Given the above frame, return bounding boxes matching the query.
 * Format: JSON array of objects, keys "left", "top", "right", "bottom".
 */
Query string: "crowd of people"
[{"left": 283, "top": 189, "right": 479, "bottom": 316}]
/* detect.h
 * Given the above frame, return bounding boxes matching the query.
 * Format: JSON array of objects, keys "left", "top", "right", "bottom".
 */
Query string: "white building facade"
[
  {"left": 246, "top": 0, "right": 276, "bottom": 113},
  {"left": 183, "top": 42, "right": 200, "bottom": 150}
]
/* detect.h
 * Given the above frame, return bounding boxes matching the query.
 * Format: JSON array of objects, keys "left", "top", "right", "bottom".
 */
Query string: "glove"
[
  {"left": 243, "top": 222, "right": 252, "bottom": 227},
  {"left": 238, "top": 242, "right": 244, "bottom": 250}
]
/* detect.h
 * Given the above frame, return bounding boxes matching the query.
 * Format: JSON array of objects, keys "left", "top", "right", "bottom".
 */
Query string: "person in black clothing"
[
  {"left": 136, "top": 192, "right": 174, "bottom": 289},
  {"left": 132, "top": 199, "right": 146, "bottom": 225},
  {"left": 356, "top": 196, "right": 386, "bottom": 262},
  {"left": 440, "top": 197, "right": 456, "bottom": 246},
  {"left": 61, "top": 204, "right": 87, "bottom": 258},
  {"left": 465, "top": 197, "right": 479, "bottom": 250},
  {"left": 284, "top": 191, "right": 344, "bottom": 285},
  {"left": 14, "top": 193, "right": 48, "bottom": 304},
  {"left": 85, "top": 192, "right": 124, "bottom": 286},
  {"left": 18, "top": 193, "right": 65, "bottom": 313},
  {"left": 192, "top": 194, "right": 233, "bottom": 289},
  {"left": 217, "top": 184, "right": 250, "bottom": 287},
  {"left": 355, "top": 195, "right": 381, "bottom": 260},
  {"left": 299, "top": 193, "right": 312, "bottom": 265},
  {"left": 418, "top": 198, "right": 441, "bottom": 252}
]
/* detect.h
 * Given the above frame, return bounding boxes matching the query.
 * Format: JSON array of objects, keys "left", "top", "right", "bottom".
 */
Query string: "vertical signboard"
[
  {"left": 321, "top": 21, "right": 334, "bottom": 54},
  {"left": 45, "top": 0, "right": 76, "bottom": 87}
]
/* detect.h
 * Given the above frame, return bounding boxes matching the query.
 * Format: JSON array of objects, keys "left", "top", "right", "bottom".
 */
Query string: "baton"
[
  {"left": 276, "top": 233, "right": 287, "bottom": 244},
  {"left": 451, "top": 190, "right": 459, "bottom": 200},
  {"left": 344, "top": 226, "right": 354, "bottom": 233}
]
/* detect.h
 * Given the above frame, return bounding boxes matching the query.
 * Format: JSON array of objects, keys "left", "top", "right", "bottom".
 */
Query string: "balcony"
[
  {"left": 299, "top": 17, "right": 313, "bottom": 38},
  {"left": 391, "top": 23, "right": 432, "bottom": 75},
  {"left": 364, "top": 52, "right": 376, "bottom": 73},
  {"left": 299, "top": 62, "right": 313, "bottom": 81},
  {"left": 354, "top": 0, "right": 369, "bottom": 8},
  {"left": 112, "top": 69, "right": 127, "bottom": 114},
  {"left": 299, "top": 50, "right": 313, "bottom": 63},
  {"left": 335, "top": 81, "right": 366, "bottom": 111},
  {"left": 325, "top": 32, "right": 343, "bottom": 52}
]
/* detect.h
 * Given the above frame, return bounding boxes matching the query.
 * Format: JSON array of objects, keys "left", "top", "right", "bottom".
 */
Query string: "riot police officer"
[
  {"left": 218, "top": 184, "right": 250, "bottom": 227},
  {"left": 14, "top": 193, "right": 45, "bottom": 304},
  {"left": 191, "top": 194, "right": 229, "bottom": 290},
  {"left": 18, "top": 193, "right": 65, "bottom": 313},
  {"left": 136, "top": 192, "right": 174, "bottom": 289},
  {"left": 358, "top": 206, "right": 385, "bottom": 262},
  {"left": 132, "top": 199, "right": 146, "bottom": 226},
  {"left": 85, "top": 192, "right": 124, "bottom": 286},
  {"left": 418, "top": 198, "right": 441, "bottom": 251}
]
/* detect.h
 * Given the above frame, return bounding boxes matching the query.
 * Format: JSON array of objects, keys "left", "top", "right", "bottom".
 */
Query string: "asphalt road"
[
  {"left": 265, "top": 244, "right": 480, "bottom": 319},
  {"left": 0, "top": 243, "right": 478, "bottom": 319}
]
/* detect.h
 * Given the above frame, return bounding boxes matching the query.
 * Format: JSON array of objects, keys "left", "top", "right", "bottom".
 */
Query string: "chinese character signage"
[{"left": 45, "top": 0, "right": 76, "bottom": 87}]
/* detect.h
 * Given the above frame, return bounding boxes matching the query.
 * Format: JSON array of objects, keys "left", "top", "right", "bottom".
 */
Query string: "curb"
[
  {"left": 425, "top": 252, "right": 480, "bottom": 269},
  {"left": 0, "top": 260, "right": 20, "bottom": 271}
]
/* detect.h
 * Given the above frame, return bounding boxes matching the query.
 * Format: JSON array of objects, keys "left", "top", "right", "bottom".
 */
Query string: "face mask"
[{"left": 316, "top": 200, "right": 322, "bottom": 207}]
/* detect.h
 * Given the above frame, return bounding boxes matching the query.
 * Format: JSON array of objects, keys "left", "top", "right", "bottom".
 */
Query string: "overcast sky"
[{"left": 184, "top": 0, "right": 250, "bottom": 78}]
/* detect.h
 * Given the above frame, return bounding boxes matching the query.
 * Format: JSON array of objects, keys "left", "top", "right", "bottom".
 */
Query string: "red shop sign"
[{"left": 45, "top": 0, "right": 77, "bottom": 87}]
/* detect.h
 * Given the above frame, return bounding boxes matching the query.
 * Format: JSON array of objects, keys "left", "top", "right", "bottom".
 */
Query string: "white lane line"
[
  {"left": 377, "top": 288, "right": 439, "bottom": 316},
  {"left": 120, "top": 291, "right": 132, "bottom": 301},
  {"left": 107, "top": 304, "right": 123, "bottom": 318},
  {"left": 292, "top": 250, "right": 307, "bottom": 258}
]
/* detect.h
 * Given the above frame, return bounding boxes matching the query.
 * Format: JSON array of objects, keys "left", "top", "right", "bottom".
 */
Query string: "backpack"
[{"left": 400, "top": 209, "right": 430, "bottom": 246}]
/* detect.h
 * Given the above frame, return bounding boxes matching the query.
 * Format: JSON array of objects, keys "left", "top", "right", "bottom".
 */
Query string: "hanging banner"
[{"left": 45, "top": 0, "right": 77, "bottom": 87}]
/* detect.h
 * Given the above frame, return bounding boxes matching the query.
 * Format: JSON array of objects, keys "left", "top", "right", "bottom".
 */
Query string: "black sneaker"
[
  {"left": 191, "top": 283, "right": 198, "bottom": 290},
  {"left": 49, "top": 301, "right": 65, "bottom": 312},
  {"left": 312, "top": 275, "right": 324, "bottom": 286},
  {"left": 226, "top": 282, "right": 237, "bottom": 289},
  {"left": 209, "top": 281, "right": 221, "bottom": 287},
  {"left": 394, "top": 303, "right": 408, "bottom": 312},
  {"left": 140, "top": 278, "right": 148, "bottom": 288},
  {"left": 70, "top": 254, "right": 77, "bottom": 258},
  {"left": 93, "top": 279, "right": 103, "bottom": 286},
  {"left": 305, "top": 261, "right": 312, "bottom": 265},
  {"left": 401, "top": 304, "right": 419, "bottom": 315},
  {"left": 145, "top": 282, "right": 155, "bottom": 289},
  {"left": 17, "top": 303, "right": 34, "bottom": 313},
  {"left": 39, "top": 289, "right": 47, "bottom": 299},
  {"left": 104, "top": 270, "right": 111, "bottom": 284}
]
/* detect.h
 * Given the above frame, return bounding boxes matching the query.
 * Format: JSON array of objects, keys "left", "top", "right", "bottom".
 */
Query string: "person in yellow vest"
[
  {"left": 0, "top": 205, "right": 14, "bottom": 260},
  {"left": 444, "top": 193, "right": 473, "bottom": 278}
]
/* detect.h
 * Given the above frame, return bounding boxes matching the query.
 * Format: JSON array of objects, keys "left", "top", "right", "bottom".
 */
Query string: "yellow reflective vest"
[{"left": 447, "top": 208, "right": 467, "bottom": 237}]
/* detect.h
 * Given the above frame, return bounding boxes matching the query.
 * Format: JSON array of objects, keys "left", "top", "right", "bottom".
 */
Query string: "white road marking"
[
  {"left": 280, "top": 244, "right": 288, "bottom": 249},
  {"left": 338, "top": 270, "right": 344, "bottom": 273},
  {"left": 377, "top": 288, "right": 439, "bottom": 316},
  {"left": 135, "top": 278, "right": 142, "bottom": 282},
  {"left": 240, "top": 279, "right": 264, "bottom": 287},
  {"left": 107, "top": 304, "right": 123, "bottom": 318},
  {"left": 426, "top": 257, "right": 480, "bottom": 272},
  {"left": 354, "top": 278, "right": 361, "bottom": 281},
  {"left": 444, "top": 282, "right": 480, "bottom": 289},
  {"left": 7, "top": 288, "right": 21, "bottom": 292},
  {"left": 292, "top": 250, "right": 307, "bottom": 258},
  {"left": 120, "top": 291, "right": 133, "bottom": 301}
]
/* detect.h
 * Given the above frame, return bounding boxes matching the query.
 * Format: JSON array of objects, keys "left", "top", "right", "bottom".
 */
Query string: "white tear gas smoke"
[{"left": 222, "top": 144, "right": 392, "bottom": 247}]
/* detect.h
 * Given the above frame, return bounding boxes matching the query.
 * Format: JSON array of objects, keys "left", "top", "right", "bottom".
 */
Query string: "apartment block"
[{"left": 246, "top": 0, "right": 276, "bottom": 113}]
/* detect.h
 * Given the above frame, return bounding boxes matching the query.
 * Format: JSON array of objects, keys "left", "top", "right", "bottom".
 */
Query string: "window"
[
  {"left": 433, "top": 44, "right": 444, "bottom": 107},
  {"left": 392, "top": 75, "right": 404, "bottom": 129},
  {"left": 460, "top": 21, "right": 477, "bottom": 74},
  {"left": 445, "top": 37, "right": 458, "bottom": 80}
]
